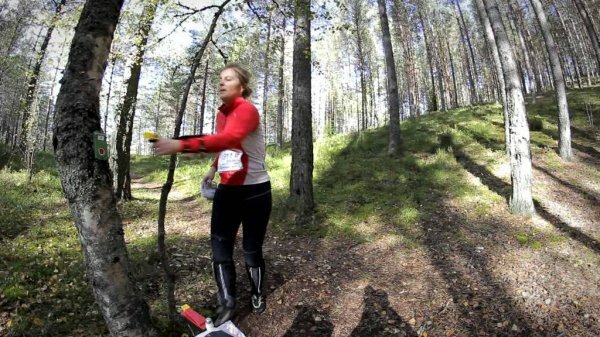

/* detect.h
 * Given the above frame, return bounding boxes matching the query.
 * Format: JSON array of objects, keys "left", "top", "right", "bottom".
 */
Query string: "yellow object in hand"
[{"left": 143, "top": 131, "right": 159, "bottom": 142}]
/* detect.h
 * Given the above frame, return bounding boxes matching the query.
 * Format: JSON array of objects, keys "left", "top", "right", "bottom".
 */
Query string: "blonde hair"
[{"left": 221, "top": 63, "right": 253, "bottom": 98}]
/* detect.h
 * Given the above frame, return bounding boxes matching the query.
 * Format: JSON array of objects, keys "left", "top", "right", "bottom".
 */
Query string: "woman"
[{"left": 153, "top": 64, "right": 271, "bottom": 326}]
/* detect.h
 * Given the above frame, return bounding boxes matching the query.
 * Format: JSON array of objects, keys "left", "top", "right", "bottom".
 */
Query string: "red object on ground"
[{"left": 181, "top": 304, "right": 206, "bottom": 330}]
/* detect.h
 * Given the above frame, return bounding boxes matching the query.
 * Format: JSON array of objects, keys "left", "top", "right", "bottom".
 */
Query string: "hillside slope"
[{"left": 1, "top": 88, "right": 598, "bottom": 336}]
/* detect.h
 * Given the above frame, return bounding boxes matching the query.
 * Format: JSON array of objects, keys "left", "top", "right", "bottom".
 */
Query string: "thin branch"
[
  {"left": 211, "top": 38, "right": 229, "bottom": 65},
  {"left": 174, "top": 3, "right": 220, "bottom": 17},
  {"left": 270, "top": 0, "right": 290, "bottom": 17},
  {"left": 247, "top": 0, "right": 267, "bottom": 21},
  {"left": 151, "top": 2, "right": 228, "bottom": 47},
  {"left": 150, "top": 13, "right": 194, "bottom": 46}
]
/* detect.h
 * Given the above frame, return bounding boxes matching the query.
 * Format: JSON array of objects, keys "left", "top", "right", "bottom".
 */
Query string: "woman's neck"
[{"left": 221, "top": 96, "right": 242, "bottom": 106}]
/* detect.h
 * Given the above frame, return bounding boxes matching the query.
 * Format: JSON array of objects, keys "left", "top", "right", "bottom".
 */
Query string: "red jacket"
[{"left": 179, "top": 96, "right": 269, "bottom": 185}]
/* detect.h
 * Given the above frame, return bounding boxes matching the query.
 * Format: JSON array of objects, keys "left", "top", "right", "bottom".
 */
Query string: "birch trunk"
[{"left": 52, "top": 0, "right": 157, "bottom": 334}]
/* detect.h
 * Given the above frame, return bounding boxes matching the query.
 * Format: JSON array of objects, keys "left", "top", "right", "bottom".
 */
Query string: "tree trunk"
[
  {"left": 0, "top": 16, "right": 27, "bottom": 145},
  {"left": 483, "top": 0, "right": 535, "bottom": 215},
  {"left": 113, "top": 0, "right": 159, "bottom": 200},
  {"left": 391, "top": 1, "right": 415, "bottom": 117},
  {"left": 19, "top": 0, "right": 66, "bottom": 154},
  {"left": 507, "top": 0, "right": 537, "bottom": 95},
  {"left": 419, "top": 10, "right": 438, "bottom": 112},
  {"left": 52, "top": 0, "right": 157, "bottom": 335},
  {"left": 570, "top": 13, "right": 593, "bottom": 86},
  {"left": 554, "top": 1, "right": 583, "bottom": 88},
  {"left": 377, "top": 0, "right": 401, "bottom": 155},
  {"left": 154, "top": 84, "right": 162, "bottom": 133},
  {"left": 290, "top": 0, "right": 314, "bottom": 221},
  {"left": 572, "top": 0, "right": 600, "bottom": 70},
  {"left": 529, "top": 0, "right": 572, "bottom": 160},
  {"left": 262, "top": 12, "right": 273, "bottom": 143},
  {"left": 446, "top": 37, "right": 459, "bottom": 108},
  {"left": 199, "top": 59, "right": 210, "bottom": 134},
  {"left": 434, "top": 33, "right": 448, "bottom": 112},
  {"left": 42, "top": 48, "right": 65, "bottom": 152},
  {"left": 350, "top": 0, "right": 369, "bottom": 130},
  {"left": 475, "top": 0, "right": 508, "bottom": 153},
  {"left": 103, "top": 57, "right": 117, "bottom": 132},
  {"left": 456, "top": 0, "right": 480, "bottom": 104},
  {"left": 276, "top": 17, "right": 286, "bottom": 148}
]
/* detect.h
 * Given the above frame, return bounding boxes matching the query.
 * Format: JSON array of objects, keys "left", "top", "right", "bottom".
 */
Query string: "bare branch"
[
  {"left": 149, "top": 13, "right": 194, "bottom": 47},
  {"left": 151, "top": 1, "right": 233, "bottom": 47},
  {"left": 211, "top": 38, "right": 228, "bottom": 65},
  {"left": 246, "top": 0, "right": 267, "bottom": 21},
  {"left": 174, "top": 3, "right": 220, "bottom": 18}
]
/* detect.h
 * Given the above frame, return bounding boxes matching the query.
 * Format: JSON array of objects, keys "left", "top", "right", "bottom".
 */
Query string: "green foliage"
[{"left": 0, "top": 169, "right": 104, "bottom": 335}]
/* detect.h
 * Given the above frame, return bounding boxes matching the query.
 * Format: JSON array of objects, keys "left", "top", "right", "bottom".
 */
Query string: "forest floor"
[
  {"left": 1, "top": 89, "right": 599, "bottom": 337},
  {"left": 127, "top": 92, "right": 600, "bottom": 337},
  {"left": 130, "top": 144, "right": 600, "bottom": 337}
]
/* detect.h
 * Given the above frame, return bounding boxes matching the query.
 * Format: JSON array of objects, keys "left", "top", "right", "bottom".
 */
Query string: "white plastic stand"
[{"left": 195, "top": 320, "right": 246, "bottom": 337}]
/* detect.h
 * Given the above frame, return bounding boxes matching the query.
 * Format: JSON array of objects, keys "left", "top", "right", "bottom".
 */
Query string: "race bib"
[{"left": 218, "top": 150, "right": 243, "bottom": 172}]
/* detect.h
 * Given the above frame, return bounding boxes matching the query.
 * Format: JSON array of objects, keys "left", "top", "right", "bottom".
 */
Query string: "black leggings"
[{"left": 210, "top": 181, "right": 272, "bottom": 268}]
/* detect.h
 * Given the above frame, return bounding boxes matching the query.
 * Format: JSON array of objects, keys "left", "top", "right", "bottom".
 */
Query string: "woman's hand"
[
  {"left": 202, "top": 166, "right": 217, "bottom": 186},
  {"left": 152, "top": 138, "right": 182, "bottom": 155}
]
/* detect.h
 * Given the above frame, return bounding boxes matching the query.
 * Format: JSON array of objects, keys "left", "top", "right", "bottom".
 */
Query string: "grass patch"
[
  {"left": 528, "top": 116, "right": 545, "bottom": 131},
  {"left": 0, "top": 169, "right": 104, "bottom": 335}
]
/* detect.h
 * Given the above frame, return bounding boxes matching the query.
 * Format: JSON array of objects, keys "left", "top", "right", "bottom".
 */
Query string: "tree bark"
[
  {"left": 506, "top": 0, "right": 537, "bottom": 95},
  {"left": 434, "top": 33, "right": 448, "bottom": 112},
  {"left": 42, "top": 48, "right": 66, "bottom": 152},
  {"left": 446, "top": 36, "right": 459, "bottom": 108},
  {"left": 19, "top": 0, "right": 66, "bottom": 154},
  {"left": 262, "top": 11, "right": 273, "bottom": 142},
  {"left": 529, "top": 0, "right": 572, "bottom": 160},
  {"left": 391, "top": 1, "right": 416, "bottom": 117},
  {"left": 290, "top": 0, "right": 314, "bottom": 220},
  {"left": 419, "top": 10, "right": 438, "bottom": 112},
  {"left": 572, "top": 0, "right": 600, "bottom": 70},
  {"left": 276, "top": 17, "right": 286, "bottom": 148},
  {"left": 569, "top": 12, "right": 593, "bottom": 86},
  {"left": 114, "top": 0, "right": 159, "bottom": 200},
  {"left": 483, "top": 0, "right": 535, "bottom": 215},
  {"left": 350, "top": 0, "right": 369, "bottom": 130},
  {"left": 377, "top": 0, "right": 401, "bottom": 155},
  {"left": 199, "top": 59, "right": 210, "bottom": 134},
  {"left": 474, "top": 0, "right": 508, "bottom": 153},
  {"left": 554, "top": 1, "right": 583, "bottom": 88},
  {"left": 52, "top": 0, "right": 157, "bottom": 335},
  {"left": 456, "top": 0, "right": 480, "bottom": 104},
  {"left": 103, "top": 56, "right": 117, "bottom": 132}
]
